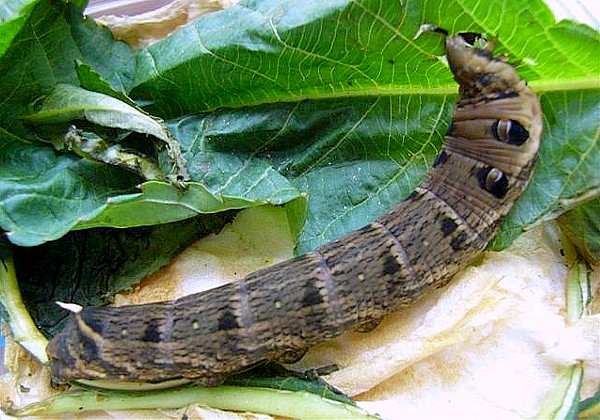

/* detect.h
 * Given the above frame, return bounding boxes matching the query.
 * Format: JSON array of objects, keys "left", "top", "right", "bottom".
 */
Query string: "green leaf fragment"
[
  {"left": 0, "top": 0, "right": 41, "bottom": 59},
  {"left": 565, "top": 262, "right": 592, "bottom": 323},
  {"left": 558, "top": 197, "right": 600, "bottom": 265},
  {"left": 547, "top": 232, "right": 596, "bottom": 419},
  {"left": 22, "top": 83, "right": 189, "bottom": 185},
  {"left": 73, "top": 181, "right": 303, "bottom": 230},
  {"left": 23, "top": 83, "right": 171, "bottom": 143},
  {"left": 63, "top": 126, "right": 168, "bottom": 182},
  {"left": 75, "top": 60, "right": 139, "bottom": 108},
  {"left": 0, "top": 135, "right": 141, "bottom": 247},
  {"left": 224, "top": 362, "right": 357, "bottom": 407},
  {"left": 0, "top": 250, "right": 49, "bottom": 364},
  {"left": 536, "top": 363, "right": 583, "bottom": 420},
  {"left": 579, "top": 387, "right": 600, "bottom": 419},
  {"left": 4, "top": 385, "right": 379, "bottom": 419}
]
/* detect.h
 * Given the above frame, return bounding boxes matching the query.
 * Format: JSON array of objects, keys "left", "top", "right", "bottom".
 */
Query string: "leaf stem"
[
  {"left": 5, "top": 385, "right": 379, "bottom": 419},
  {"left": 0, "top": 253, "right": 49, "bottom": 364}
]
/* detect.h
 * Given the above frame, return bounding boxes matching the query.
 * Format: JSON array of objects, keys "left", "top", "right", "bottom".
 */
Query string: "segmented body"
[{"left": 47, "top": 35, "right": 543, "bottom": 386}]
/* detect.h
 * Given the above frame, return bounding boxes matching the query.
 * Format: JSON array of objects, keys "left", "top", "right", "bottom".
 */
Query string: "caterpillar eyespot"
[
  {"left": 47, "top": 31, "right": 543, "bottom": 387},
  {"left": 493, "top": 119, "right": 530, "bottom": 145},
  {"left": 479, "top": 166, "right": 509, "bottom": 198}
]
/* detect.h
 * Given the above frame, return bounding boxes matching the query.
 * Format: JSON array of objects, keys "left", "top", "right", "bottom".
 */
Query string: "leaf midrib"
[{"left": 192, "top": 76, "right": 598, "bottom": 114}]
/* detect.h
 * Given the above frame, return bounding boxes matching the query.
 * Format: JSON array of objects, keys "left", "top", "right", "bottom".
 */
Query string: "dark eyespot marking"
[
  {"left": 478, "top": 167, "right": 509, "bottom": 198},
  {"left": 441, "top": 217, "right": 458, "bottom": 236},
  {"left": 433, "top": 150, "right": 449, "bottom": 167},
  {"left": 450, "top": 231, "right": 469, "bottom": 251},
  {"left": 302, "top": 281, "right": 323, "bottom": 306},
  {"left": 141, "top": 320, "right": 161, "bottom": 342},
  {"left": 493, "top": 119, "right": 529, "bottom": 145},
  {"left": 457, "top": 32, "right": 485, "bottom": 46},
  {"left": 218, "top": 309, "right": 240, "bottom": 331},
  {"left": 382, "top": 254, "right": 401, "bottom": 276}
]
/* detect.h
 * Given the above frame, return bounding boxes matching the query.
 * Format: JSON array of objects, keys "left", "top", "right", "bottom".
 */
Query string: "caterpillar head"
[
  {"left": 440, "top": 33, "right": 543, "bottom": 179},
  {"left": 445, "top": 35, "right": 528, "bottom": 103}
]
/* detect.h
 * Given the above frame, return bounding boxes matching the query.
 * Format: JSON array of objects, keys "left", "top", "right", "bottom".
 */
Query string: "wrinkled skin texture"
[{"left": 47, "top": 35, "right": 543, "bottom": 386}]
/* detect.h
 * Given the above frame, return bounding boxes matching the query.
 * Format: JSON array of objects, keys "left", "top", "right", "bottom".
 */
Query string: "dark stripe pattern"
[{"left": 47, "top": 35, "right": 543, "bottom": 386}]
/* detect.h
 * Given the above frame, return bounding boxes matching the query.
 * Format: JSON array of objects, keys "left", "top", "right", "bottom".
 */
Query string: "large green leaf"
[
  {"left": 0, "top": 1, "right": 302, "bottom": 246},
  {"left": 132, "top": 0, "right": 600, "bottom": 253},
  {"left": 0, "top": 2, "right": 140, "bottom": 246},
  {"left": 166, "top": 97, "right": 444, "bottom": 254},
  {"left": 0, "top": 0, "right": 598, "bottom": 252},
  {"left": 132, "top": 0, "right": 597, "bottom": 113}
]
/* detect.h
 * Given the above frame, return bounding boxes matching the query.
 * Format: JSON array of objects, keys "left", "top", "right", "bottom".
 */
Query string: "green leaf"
[
  {"left": 0, "top": 0, "right": 42, "bottom": 59},
  {"left": 579, "top": 386, "right": 600, "bottom": 418},
  {"left": 4, "top": 385, "right": 378, "bottom": 419},
  {"left": 75, "top": 60, "right": 139, "bottom": 108},
  {"left": 74, "top": 181, "right": 303, "bottom": 230},
  {"left": 132, "top": 0, "right": 599, "bottom": 253},
  {"left": 1, "top": 0, "right": 599, "bottom": 252},
  {"left": 0, "top": 126, "right": 300, "bottom": 246},
  {"left": 0, "top": 2, "right": 135, "bottom": 136},
  {"left": 0, "top": 2, "right": 301, "bottom": 246},
  {"left": 0, "top": 248, "right": 48, "bottom": 364},
  {"left": 21, "top": 84, "right": 193, "bottom": 184},
  {"left": 536, "top": 363, "right": 583, "bottom": 420},
  {"left": 557, "top": 197, "right": 600, "bottom": 265},
  {"left": 167, "top": 98, "right": 443, "bottom": 254},
  {"left": 0, "top": 2, "right": 143, "bottom": 246},
  {"left": 0, "top": 135, "right": 140, "bottom": 247},
  {"left": 23, "top": 84, "right": 172, "bottom": 142},
  {"left": 223, "top": 366, "right": 356, "bottom": 408}
]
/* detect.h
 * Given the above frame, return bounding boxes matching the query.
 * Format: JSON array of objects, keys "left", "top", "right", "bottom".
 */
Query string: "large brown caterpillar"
[{"left": 47, "top": 34, "right": 543, "bottom": 386}]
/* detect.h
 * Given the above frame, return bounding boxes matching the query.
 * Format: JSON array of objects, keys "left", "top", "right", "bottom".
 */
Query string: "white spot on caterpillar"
[
  {"left": 192, "top": 321, "right": 200, "bottom": 330},
  {"left": 121, "top": 329, "right": 128, "bottom": 337},
  {"left": 275, "top": 301, "right": 282, "bottom": 309},
  {"left": 358, "top": 273, "right": 365, "bottom": 281}
]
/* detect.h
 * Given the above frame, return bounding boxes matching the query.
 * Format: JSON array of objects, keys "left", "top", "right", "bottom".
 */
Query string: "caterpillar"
[{"left": 47, "top": 33, "right": 543, "bottom": 386}]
